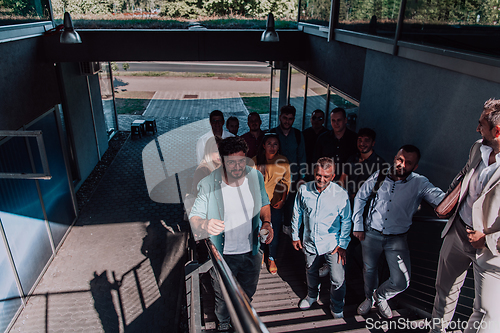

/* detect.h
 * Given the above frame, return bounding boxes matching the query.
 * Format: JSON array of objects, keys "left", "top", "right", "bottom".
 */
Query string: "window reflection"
[
  {"left": 304, "top": 77, "right": 328, "bottom": 129},
  {"left": 337, "top": 0, "right": 400, "bottom": 38},
  {"left": 328, "top": 88, "right": 358, "bottom": 131},
  {"left": 402, "top": 0, "right": 500, "bottom": 56},
  {"left": 98, "top": 62, "right": 118, "bottom": 139},
  {"left": 288, "top": 66, "right": 307, "bottom": 130},
  {"left": 299, "top": 0, "right": 332, "bottom": 26},
  {"left": 0, "top": 0, "right": 51, "bottom": 26}
]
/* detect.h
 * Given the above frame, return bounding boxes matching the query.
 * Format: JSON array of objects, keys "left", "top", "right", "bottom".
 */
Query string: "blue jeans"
[
  {"left": 210, "top": 251, "right": 262, "bottom": 324},
  {"left": 268, "top": 207, "right": 283, "bottom": 260},
  {"left": 361, "top": 229, "right": 411, "bottom": 301},
  {"left": 304, "top": 249, "right": 346, "bottom": 313}
]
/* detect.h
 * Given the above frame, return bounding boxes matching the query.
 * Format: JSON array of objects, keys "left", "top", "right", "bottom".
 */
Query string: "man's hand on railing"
[{"left": 204, "top": 218, "right": 225, "bottom": 236}]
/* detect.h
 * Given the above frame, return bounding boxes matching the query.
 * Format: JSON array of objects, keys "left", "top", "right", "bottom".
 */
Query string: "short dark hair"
[
  {"left": 483, "top": 98, "right": 500, "bottom": 128},
  {"left": 218, "top": 136, "right": 248, "bottom": 157},
  {"left": 280, "top": 104, "right": 296, "bottom": 117},
  {"left": 248, "top": 112, "right": 261, "bottom": 120},
  {"left": 312, "top": 109, "right": 325, "bottom": 118},
  {"left": 330, "top": 107, "right": 346, "bottom": 118},
  {"left": 210, "top": 110, "right": 224, "bottom": 123},
  {"left": 227, "top": 116, "right": 239, "bottom": 124},
  {"left": 399, "top": 144, "right": 421, "bottom": 162},
  {"left": 357, "top": 128, "right": 376, "bottom": 141}
]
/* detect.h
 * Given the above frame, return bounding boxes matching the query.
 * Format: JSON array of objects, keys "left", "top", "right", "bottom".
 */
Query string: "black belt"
[
  {"left": 366, "top": 226, "right": 408, "bottom": 237},
  {"left": 457, "top": 215, "right": 474, "bottom": 230}
]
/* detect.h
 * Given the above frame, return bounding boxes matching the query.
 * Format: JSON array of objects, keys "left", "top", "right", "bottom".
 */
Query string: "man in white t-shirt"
[
  {"left": 190, "top": 136, "right": 272, "bottom": 332},
  {"left": 196, "top": 110, "right": 234, "bottom": 164}
]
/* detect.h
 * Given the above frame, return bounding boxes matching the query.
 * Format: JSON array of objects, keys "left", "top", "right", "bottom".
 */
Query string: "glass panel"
[
  {"left": 402, "top": 0, "right": 500, "bottom": 57},
  {"left": 0, "top": 226, "right": 22, "bottom": 333},
  {"left": 0, "top": 134, "right": 52, "bottom": 295},
  {"left": 304, "top": 78, "right": 328, "bottom": 130},
  {"left": 288, "top": 67, "right": 307, "bottom": 130},
  {"left": 99, "top": 62, "right": 118, "bottom": 139},
  {"left": 0, "top": 0, "right": 51, "bottom": 26},
  {"left": 269, "top": 67, "right": 281, "bottom": 130},
  {"left": 27, "top": 111, "right": 76, "bottom": 247},
  {"left": 51, "top": 1, "right": 298, "bottom": 29},
  {"left": 337, "top": 0, "right": 400, "bottom": 39},
  {"left": 328, "top": 88, "right": 359, "bottom": 131},
  {"left": 299, "top": 0, "right": 332, "bottom": 26}
]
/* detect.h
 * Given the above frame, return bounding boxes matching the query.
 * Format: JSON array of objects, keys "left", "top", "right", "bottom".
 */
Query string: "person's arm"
[
  {"left": 273, "top": 158, "right": 291, "bottom": 209},
  {"left": 291, "top": 187, "right": 304, "bottom": 250},
  {"left": 189, "top": 182, "right": 224, "bottom": 240},
  {"left": 352, "top": 172, "right": 378, "bottom": 241},
  {"left": 260, "top": 204, "right": 273, "bottom": 244},
  {"left": 333, "top": 195, "right": 352, "bottom": 264},
  {"left": 420, "top": 177, "right": 446, "bottom": 207}
]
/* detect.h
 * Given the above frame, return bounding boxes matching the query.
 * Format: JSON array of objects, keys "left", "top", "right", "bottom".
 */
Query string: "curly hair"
[{"left": 218, "top": 136, "right": 248, "bottom": 157}]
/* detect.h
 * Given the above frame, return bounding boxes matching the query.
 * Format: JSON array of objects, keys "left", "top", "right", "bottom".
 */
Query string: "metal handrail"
[{"left": 205, "top": 239, "right": 269, "bottom": 333}]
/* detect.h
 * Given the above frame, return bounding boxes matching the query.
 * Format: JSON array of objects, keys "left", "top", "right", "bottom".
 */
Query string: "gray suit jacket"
[{"left": 442, "top": 140, "right": 500, "bottom": 256}]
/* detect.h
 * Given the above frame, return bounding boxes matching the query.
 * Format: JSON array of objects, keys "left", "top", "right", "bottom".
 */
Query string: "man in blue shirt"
[
  {"left": 352, "top": 145, "right": 444, "bottom": 319},
  {"left": 291, "top": 157, "right": 352, "bottom": 319}
]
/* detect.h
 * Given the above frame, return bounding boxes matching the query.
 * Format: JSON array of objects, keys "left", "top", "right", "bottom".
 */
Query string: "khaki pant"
[{"left": 431, "top": 217, "right": 500, "bottom": 333}]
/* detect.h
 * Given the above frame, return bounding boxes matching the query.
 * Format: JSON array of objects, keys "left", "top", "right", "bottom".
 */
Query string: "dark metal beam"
[{"left": 42, "top": 29, "right": 309, "bottom": 63}]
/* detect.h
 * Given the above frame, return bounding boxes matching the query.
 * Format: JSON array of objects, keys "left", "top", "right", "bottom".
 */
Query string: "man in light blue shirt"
[
  {"left": 352, "top": 145, "right": 445, "bottom": 319},
  {"left": 291, "top": 157, "right": 351, "bottom": 319}
]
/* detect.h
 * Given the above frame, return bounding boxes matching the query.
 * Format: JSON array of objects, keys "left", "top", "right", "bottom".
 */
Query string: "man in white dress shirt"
[
  {"left": 352, "top": 145, "right": 445, "bottom": 319},
  {"left": 196, "top": 110, "right": 234, "bottom": 164},
  {"left": 430, "top": 99, "right": 500, "bottom": 333}
]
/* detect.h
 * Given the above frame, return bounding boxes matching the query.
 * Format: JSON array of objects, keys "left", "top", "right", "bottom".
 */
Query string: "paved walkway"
[{"left": 9, "top": 91, "right": 252, "bottom": 333}]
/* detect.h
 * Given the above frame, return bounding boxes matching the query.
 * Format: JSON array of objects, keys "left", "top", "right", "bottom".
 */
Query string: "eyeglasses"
[
  {"left": 312, "top": 116, "right": 324, "bottom": 121},
  {"left": 211, "top": 119, "right": 223, "bottom": 124},
  {"left": 225, "top": 158, "right": 246, "bottom": 167}
]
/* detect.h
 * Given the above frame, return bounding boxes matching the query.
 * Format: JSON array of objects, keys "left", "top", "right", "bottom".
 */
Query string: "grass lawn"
[
  {"left": 239, "top": 93, "right": 270, "bottom": 114},
  {"left": 114, "top": 91, "right": 155, "bottom": 114}
]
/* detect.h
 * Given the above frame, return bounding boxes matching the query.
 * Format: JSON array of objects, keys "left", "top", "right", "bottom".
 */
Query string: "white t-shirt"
[
  {"left": 221, "top": 177, "right": 254, "bottom": 255},
  {"left": 196, "top": 129, "right": 234, "bottom": 164}
]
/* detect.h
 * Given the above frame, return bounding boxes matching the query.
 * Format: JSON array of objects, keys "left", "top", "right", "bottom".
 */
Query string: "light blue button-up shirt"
[
  {"left": 353, "top": 171, "right": 445, "bottom": 235},
  {"left": 292, "top": 181, "right": 352, "bottom": 255}
]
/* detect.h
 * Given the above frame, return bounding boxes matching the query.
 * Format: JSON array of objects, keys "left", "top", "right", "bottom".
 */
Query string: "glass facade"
[
  {"left": 0, "top": 108, "right": 76, "bottom": 331},
  {"left": 299, "top": 0, "right": 332, "bottom": 26},
  {"left": 99, "top": 62, "right": 118, "bottom": 139},
  {"left": 0, "top": 0, "right": 51, "bottom": 26},
  {"left": 288, "top": 67, "right": 307, "bottom": 130},
  {"left": 337, "top": 0, "right": 400, "bottom": 38},
  {"left": 401, "top": 0, "right": 500, "bottom": 56}
]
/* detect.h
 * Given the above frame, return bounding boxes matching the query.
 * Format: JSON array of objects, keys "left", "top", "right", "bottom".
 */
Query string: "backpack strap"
[{"left": 362, "top": 168, "right": 389, "bottom": 227}]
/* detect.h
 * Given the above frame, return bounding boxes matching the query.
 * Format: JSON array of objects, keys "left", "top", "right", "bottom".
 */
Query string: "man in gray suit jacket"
[{"left": 431, "top": 99, "right": 500, "bottom": 333}]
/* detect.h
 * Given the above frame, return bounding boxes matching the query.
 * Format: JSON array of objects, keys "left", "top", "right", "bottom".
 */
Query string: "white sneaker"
[
  {"left": 357, "top": 297, "right": 374, "bottom": 315},
  {"left": 330, "top": 309, "right": 344, "bottom": 319},
  {"left": 298, "top": 295, "right": 317, "bottom": 310},
  {"left": 282, "top": 225, "right": 292, "bottom": 236},
  {"left": 373, "top": 291, "right": 393, "bottom": 319},
  {"left": 319, "top": 263, "right": 330, "bottom": 278}
]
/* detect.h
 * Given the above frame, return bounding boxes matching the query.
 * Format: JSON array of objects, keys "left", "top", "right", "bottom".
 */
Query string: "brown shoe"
[{"left": 268, "top": 259, "right": 277, "bottom": 275}]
